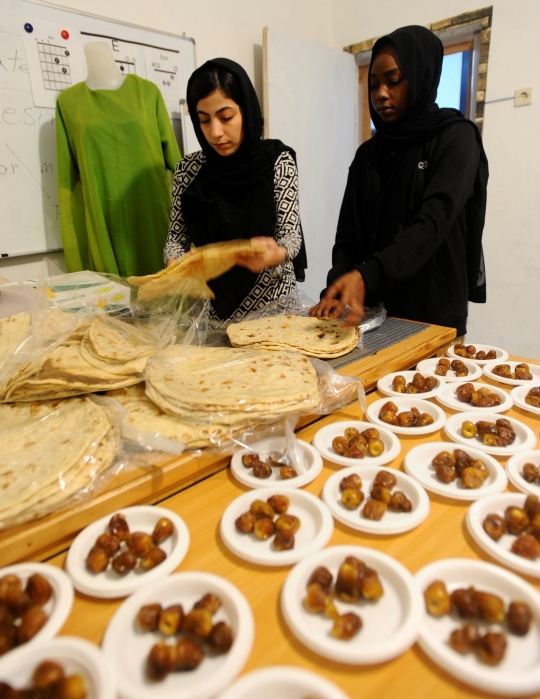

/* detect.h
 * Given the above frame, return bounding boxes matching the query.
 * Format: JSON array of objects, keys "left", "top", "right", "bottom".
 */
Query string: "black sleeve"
[
  {"left": 324, "top": 141, "right": 373, "bottom": 291},
  {"left": 358, "top": 123, "right": 480, "bottom": 297}
]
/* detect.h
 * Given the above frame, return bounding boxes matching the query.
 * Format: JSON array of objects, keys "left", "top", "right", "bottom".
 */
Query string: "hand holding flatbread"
[{"left": 128, "top": 239, "right": 268, "bottom": 302}]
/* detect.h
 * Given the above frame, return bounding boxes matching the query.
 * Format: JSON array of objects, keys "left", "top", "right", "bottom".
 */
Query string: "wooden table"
[
  {"left": 1, "top": 320, "right": 455, "bottom": 566},
  {"left": 45, "top": 356, "right": 540, "bottom": 699}
]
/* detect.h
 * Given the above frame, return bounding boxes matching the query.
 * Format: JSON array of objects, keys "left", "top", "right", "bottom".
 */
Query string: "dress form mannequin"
[{"left": 84, "top": 41, "right": 124, "bottom": 90}]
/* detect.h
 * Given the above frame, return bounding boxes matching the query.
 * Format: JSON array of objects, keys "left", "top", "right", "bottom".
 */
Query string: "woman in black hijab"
[
  {"left": 164, "top": 58, "right": 307, "bottom": 322},
  {"left": 310, "top": 25, "right": 488, "bottom": 336}
]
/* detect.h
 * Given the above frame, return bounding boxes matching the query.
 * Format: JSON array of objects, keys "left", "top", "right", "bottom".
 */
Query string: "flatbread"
[
  {"left": 0, "top": 397, "right": 117, "bottom": 526},
  {"left": 1, "top": 344, "right": 143, "bottom": 401},
  {"left": 0, "top": 316, "right": 152, "bottom": 402},
  {"left": 106, "top": 384, "right": 245, "bottom": 447},
  {"left": 128, "top": 239, "right": 267, "bottom": 301},
  {"left": 145, "top": 345, "right": 320, "bottom": 426},
  {"left": 226, "top": 315, "right": 359, "bottom": 358},
  {"left": 0, "top": 312, "right": 31, "bottom": 366},
  {"left": 87, "top": 317, "right": 153, "bottom": 362}
]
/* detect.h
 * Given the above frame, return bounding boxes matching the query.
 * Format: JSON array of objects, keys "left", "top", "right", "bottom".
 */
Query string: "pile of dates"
[
  {"left": 455, "top": 383, "right": 501, "bottom": 408},
  {"left": 235, "top": 494, "right": 299, "bottom": 550},
  {"left": 492, "top": 363, "right": 533, "bottom": 381},
  {"left": 483, "top": 494, "right": 540, "bottom": 560},
  {"left": 525, "top": 387, "right": 540, "bottom": 408},
  {"left": 304, "top": 556, "right": 384, "bottom": 641},
  {"left": 461, "top": 418, "right": 516, "bottom": 447},
  {"left": 522, "top": 461, "right": 540, "bottom": 485},
  {"left": 431, "top": 449, "right": 489, "bottom": 489},
  {"left": 332, "top": 426, "right": 384, "bottom": 459},
  {"left": 0, "top": 660, "right": 87, "bottom": 699},
  {"left": 139, "top": 592, "right": 233, "bottom": 681},
  {"left": 424, "top": 579, "right": 532, "bottom": 666},
  {"left": 339, "top": 470, "right": 412, "bottom": 520},
  {"left": 0, "top": 573, "right": 52, "bottom": 656},
  {"left": 378, "top": 401, "right": 434, "bottom": 428},
  {"left": 390, "top": 373, "right": 438, "bottom": 394},
  {"left": 86, "top": 513, "right": 173, "bottom": 576},
  {"left": 453, "top": 344, "right": 497, "bottom": 361},
  {"left": 435, "top": 357, "right": 469, "bottom": 377},
  {"left": 241, "top": 452, "right": 297, "bottom": 480}
]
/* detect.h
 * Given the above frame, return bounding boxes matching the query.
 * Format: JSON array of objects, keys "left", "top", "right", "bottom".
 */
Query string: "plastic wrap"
[
  {"left": 0, "top": 272, "right": 208, "bottom": 402},
  {"left": 0, "top": 395, "right": 125, "bottom": 530},
  {"left": 360, "top": 304, "right": 387, "bottom": 334},
  {"left": 111, "top": 343, "right": 363, "bottom": 458}
]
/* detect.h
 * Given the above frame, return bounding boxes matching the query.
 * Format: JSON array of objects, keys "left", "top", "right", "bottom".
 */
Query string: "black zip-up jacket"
[{"left": 326, "top": 122, "right": 487, "bottom": 336}]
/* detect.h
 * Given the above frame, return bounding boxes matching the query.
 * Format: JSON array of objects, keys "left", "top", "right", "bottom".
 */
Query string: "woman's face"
[
  {"left": 196, "top": 89, "right": 244, "bottom": 156},
  {"left": 369, "top": 46, "right": 409, "bottom": 123}
]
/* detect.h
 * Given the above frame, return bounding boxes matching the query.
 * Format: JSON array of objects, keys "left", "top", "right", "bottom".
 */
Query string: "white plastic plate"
[
  {"left": 415, "top": 557, "right": 540, "bottom": 696},
  {"left": 280, "top": 545, "right": 423, "bottom": 664},
  {"left": 444, "top": 411, "right": 537, "bottom": 456},
  {"left": 215, "top": 665, "right": 351, "bottom": 699},
  {"left": 416, "top": 357, "right": 482, "bottom": 382},
  {"left": 376, "top": 370, "right": 446, "bottom": 399},
  {"left": 506, "top": 451, "right": 540, "bottom": 497},
  {"left": 0, "top": 636, "right": 116, "bottom": 699},
  {"left": 466, "top": 493, "right": 540, "bottom": 578},
  {"left": 0, "top": 563, "right": 73, "bottom": 654},
  {"left": 447, "top": 344, "right": 509, "bottom": 366},
  {"left": 220, "top": 488, "right": 333, "bottom": 567},
  {"left": 66, "top": 506, "right": 190, "bottom": 598},
  {"left": 229, "top": 436, "right": 322, "bottom": 489},
  {"left": 366, "top": 397, "right": 446, "bottom": 436},
  {"left": 403, "top": 442, "right": 507, "bottom": 501},
  {"left": 511, "top": 385, "right": 540, "bottom": 416},
  {"left": 102, "top": 571, "right": 254, "bottom": 699},
  {"left": 483, "top": 361, "right": 540, "bottom": 387},
  {"left": 436, "top": 381, "right": 512, "bottom": 414},
  {"left": 322, "top": 465, "right": 430, "bottom": 534},
  {"left": 312, "top": 420, "right": 401, "bottom": 468}
]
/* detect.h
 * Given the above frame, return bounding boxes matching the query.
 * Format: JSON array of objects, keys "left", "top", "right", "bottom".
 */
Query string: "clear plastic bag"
[
  {"left": 115, "top": 342, "right": 363, "bottom": 458},
  {"left": 0, "top": 272, "right": 208, "bottom": 402},
  {"left": 0, "top": 394, "right": 125, "bottom": 530}
]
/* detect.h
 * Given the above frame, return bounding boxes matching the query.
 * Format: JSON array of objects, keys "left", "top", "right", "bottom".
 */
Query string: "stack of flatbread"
[
  {"left": 127, "top": 239, "right": 267, "bottom": 302},
  {"left": 0, "top": 315, "right": 153, "bottom": 402},
  {"left": 226, "top": 315, "right": 359, "bottom": 359},
  {"left": 106, "top": 384, "right": 241, "bottom": 448},
  {"left": 145, "top": 345, "right": 320, "bottom": 427},
  {"left": 0, "top": 397, "right": 117, "bottom": 527}
]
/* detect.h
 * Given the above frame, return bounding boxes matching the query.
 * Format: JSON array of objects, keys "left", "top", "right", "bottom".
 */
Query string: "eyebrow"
[
  {"left": 369, "top": 67, "right": 403, "bottom": 78},
  {"left": 196, "top": 106, "right": 236, "bottom": 116}
]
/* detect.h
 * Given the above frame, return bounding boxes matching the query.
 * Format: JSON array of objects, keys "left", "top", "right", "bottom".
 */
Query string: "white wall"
[
  {"left": 331, "top": 0, "right": 540, "bottom": 358},
  {"left": 2, "top": 0, "right": 538, "bottom": 359}
]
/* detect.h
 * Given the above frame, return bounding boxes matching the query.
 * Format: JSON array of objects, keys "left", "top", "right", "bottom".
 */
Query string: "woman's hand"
[
  {"left": 310, "top": 269, "right": 366, "bottom": 327},
  {"left": 309, "top": 297, "right": 344, "bottom": 319},
  {"left": 166, "top": 258, "right": 178, "bottom": 268},
  {"left": 235, "top": 237, "right": 287, "bottom": 273}
]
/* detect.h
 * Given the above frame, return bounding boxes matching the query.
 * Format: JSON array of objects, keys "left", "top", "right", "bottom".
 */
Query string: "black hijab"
[
  {"left": 364, "top": 26, "right": 488, "bottom": 302},
  {"left": 182, "top": 58, "right": 307, "bottom": 319},
  {"left": 369, "top": 25, "right": 465, "bottom": 149}
]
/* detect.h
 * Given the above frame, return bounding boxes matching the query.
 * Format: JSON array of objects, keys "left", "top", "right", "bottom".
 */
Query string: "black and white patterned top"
[{"left": 164, "top": 150, "right": 302, "bottom": 322}]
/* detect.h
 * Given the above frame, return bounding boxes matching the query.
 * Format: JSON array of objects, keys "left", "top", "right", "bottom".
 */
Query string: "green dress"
[{"left": 56, "top": 75, "right": 181, "bottom": 277}]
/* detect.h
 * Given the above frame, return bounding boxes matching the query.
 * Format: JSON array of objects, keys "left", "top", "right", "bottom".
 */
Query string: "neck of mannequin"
[{"left": 84, "top": 41, "right": 125, "bottom": 91}]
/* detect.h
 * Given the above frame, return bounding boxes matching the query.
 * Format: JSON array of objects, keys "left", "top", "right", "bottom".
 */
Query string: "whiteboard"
[
  {"left": 263, "top": 28, "right": 358, "bottom": 302},
  {"left": 0, "top": 0, "right": 198, "bottom": 258}
]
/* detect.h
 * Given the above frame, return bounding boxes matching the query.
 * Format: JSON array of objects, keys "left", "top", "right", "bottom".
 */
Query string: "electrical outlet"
[{"left": 514, "top": 87, "right": 533, "bottom": 107}]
